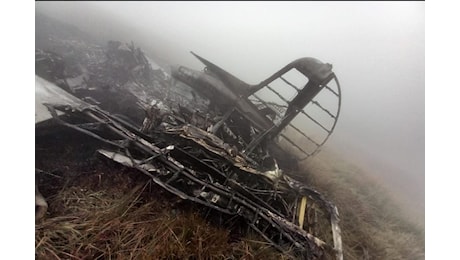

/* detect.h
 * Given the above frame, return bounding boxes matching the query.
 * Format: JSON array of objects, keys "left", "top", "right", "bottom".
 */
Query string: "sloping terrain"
[
  {"left": 35, "top": 128, "right": 424, "bottom": 259},
  {"left": 35, "top": 13, "right": 424, "bottom": 259},
  {"left": 35, "top": 128, "right": 289, "bottom": 259},
  {"left": 298, "top": 149, "right": 425, "bottom": 259}
]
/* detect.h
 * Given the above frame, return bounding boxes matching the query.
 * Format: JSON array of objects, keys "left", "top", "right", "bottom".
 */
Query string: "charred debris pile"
[
  {"left": 36, "top": 39, "right": 172, "bottom": 124},
  {"left": 36, "top": 38, "right": 343, "bottom": 259}
]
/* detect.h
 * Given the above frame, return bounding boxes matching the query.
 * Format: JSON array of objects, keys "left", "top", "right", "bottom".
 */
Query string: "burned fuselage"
[
  {"left": 171, "top": 52, "right": 342, "bottom": 164},
  {"left": 36, "top": 37, "right": 343, "bottom": 259},
  {"left": 150, "top": 52, "right": 344, "bottom": 259}
]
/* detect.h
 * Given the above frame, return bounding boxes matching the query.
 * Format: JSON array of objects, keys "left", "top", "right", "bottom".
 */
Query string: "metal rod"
[
  {"left": 311, "top": 100, "right": 336, "bottom": 119},
  {"left": 280, "top": 76, "right": 301, "bottom": 92},
  {"left": 300, "top": 110, "right": 331, "bottom": 133}
]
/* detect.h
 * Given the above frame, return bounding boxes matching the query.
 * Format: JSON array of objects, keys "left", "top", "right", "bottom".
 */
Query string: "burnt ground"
[
  {"left": 36, "top": 126, "right": 150, "bottom": 203},
  {"left": 35, "top": 125, "right": 290, "bottom": 259}
]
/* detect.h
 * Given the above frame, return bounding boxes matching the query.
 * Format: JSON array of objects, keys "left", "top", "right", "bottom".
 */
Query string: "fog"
[{"left": 36, "top": 2, "right": 424, "bottom": 218}]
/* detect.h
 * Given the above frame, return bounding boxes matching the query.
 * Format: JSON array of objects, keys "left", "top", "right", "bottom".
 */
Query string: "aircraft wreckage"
[{"left": 36, "top": 41, "right": 343, "bottom": 259}]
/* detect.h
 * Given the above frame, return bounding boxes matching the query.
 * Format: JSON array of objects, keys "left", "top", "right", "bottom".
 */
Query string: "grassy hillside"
[
  {"left": 36, "top": 128, "right": 424, "bottom": 259},
  {"left": 298, "top": 148, "right": 425, "bottom": 259}
]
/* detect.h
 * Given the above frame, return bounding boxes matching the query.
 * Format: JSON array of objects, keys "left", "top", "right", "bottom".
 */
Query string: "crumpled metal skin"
[{"left": 44, "top": 103, "right": 343, "bottom": 259}]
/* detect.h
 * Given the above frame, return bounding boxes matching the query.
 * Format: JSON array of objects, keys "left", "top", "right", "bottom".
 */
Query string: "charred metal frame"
[
  {"left": 43, "top": 103, "right": 343, "bottom": 259},
  {"left": 246, "top": 73, "right": 342, "bottom": 160},
  {"left": 174, "top": 53, "right": 342, "bottom": 161}
]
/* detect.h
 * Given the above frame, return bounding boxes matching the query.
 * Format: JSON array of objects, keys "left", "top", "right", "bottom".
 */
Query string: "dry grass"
[
  {"left": 35, "top": 170, "right": 290, "bottom": 260},
  {"left": 297, "top": 148, "right": 425, "bottom": 260},
  {"left": 35, "top": 130, "right": 292, "bottom": 259},
  {"left": 36, "top": 129, "right": 424, "bottom": 259}
]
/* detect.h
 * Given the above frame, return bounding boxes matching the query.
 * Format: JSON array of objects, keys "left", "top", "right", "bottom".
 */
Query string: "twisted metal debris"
[
  {"left": 36, "top": 32, "right": 343, "bottom": 258},
  {"left": 44, "top": 103, "right": 342, "bottom": 259}
]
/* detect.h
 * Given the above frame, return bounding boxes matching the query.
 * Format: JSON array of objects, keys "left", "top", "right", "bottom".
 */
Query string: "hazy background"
[{"left": 35, "top": 2, "right": 424, "bottom": 220}]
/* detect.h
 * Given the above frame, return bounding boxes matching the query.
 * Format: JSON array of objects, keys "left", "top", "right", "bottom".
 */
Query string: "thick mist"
[{"left": 36, "top": 2, "right": 424, "bottom": 218}]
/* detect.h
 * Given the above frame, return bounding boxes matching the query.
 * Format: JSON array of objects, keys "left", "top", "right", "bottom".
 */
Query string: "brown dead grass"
[
  {"left": 35, "top": 130, "right": 291, "bottom": 259},
  {"left": 36, "top": 129, "right": 424, "bottom": 259},
  {"left": 297, "top": 148, "right": 425, "bottom": 260},
  {"left": 35, "top": 166, "right": 290, "bottom": 260}
]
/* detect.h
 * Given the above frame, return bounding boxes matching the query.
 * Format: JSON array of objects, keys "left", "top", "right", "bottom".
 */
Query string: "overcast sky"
[{"left": 36, "top": 2, "right": 425, "bottom": 216}]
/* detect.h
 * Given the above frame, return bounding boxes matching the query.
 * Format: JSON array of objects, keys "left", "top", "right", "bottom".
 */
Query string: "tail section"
[
  {"left": 242, "top": 57, "right": 341, "bottom": 160},
  {"left": 190, "top": 52, "right": 253, "bottom": 96},
  {"left": 187, "top": 52, "right": 342, "bottom": 160}
]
